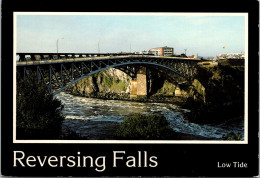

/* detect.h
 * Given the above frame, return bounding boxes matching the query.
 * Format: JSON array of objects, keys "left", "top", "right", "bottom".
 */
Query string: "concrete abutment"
[{"left": 130, "top": 66, "right": 147, "bottom": 99}]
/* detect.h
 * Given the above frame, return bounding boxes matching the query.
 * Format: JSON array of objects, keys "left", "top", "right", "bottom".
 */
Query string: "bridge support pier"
[
  {"left": 130, "top": 66, "right": 147, "bottom": 99},
  {"left": 174, "top": 85, "right": 182, "bottom": 96}
]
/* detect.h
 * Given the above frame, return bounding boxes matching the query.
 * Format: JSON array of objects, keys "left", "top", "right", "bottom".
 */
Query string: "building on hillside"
[
  {"left": 134, "top": 50, "right": 149, "bottom": 55},
  {"left": 216, "top": 53, "right": 245, "bottom": 60},
  {"left": 188, "top": 55, "right": 198, "bottom": 59},
  {"left": 149, "top": 46, "right": 174, "bottom": 56},
  {"left": 141, "top": 50, "right": 149, "bottom": 55},
  {"left": 227, "top": 53, "right": 245, "bottom": 59},
  {"left": 148, "top": 50, "right": 159, "bottom": 56}
]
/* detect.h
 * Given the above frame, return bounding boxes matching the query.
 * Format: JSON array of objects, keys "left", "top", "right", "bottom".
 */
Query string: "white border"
[{"left": 13, "top": 12, "right": 248, "bottom": 144}]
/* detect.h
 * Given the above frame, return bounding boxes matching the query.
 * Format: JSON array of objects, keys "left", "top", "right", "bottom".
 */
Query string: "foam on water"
[{"left": 56, "top": 92, "right": 244, "bottom": 139}]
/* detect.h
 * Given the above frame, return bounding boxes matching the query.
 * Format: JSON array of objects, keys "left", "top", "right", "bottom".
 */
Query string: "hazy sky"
[{"left": 16, "top": 13, "right": 246, "bottom": 57}]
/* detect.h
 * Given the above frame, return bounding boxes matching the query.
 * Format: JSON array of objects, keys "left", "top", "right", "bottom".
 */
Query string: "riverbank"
[{"left": 66, "top": 89, "right": 188, "bottom": 106}]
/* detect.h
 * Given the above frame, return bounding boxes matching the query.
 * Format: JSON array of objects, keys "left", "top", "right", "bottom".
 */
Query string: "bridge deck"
[{"left": 16, "top": 55, "right": 201, "bottom": 66}]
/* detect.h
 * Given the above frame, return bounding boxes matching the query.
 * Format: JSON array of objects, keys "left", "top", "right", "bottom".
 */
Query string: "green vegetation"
[
  {"left": 115, "top": 114, "right": 175, "bottom": 140},
  {"left": 100, "top": 71, "right": 127, "bottom": 91},
  {"left": 104, "top": 74, "right": 113, "bottom": 87},
  {"left": 222, "top": 132, "right": 243, "bottom": 140},
  {"left": 16, "top": 75, "right": 65, "bottom": 139},
  {"left": 111, "top": 80, "right": 126, "bottom": 92},
  {"left": 184, "top": 60, "right": 244, "bottom": 123},
  {"left": 71, "top": 70, "right": 128, "bottom": 96},
  {"left": 156, "top": 80, "right": 176, "bottom": 95}
]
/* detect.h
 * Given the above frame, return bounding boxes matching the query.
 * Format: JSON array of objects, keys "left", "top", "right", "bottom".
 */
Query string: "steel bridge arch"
[{"left": 52, "top": 61, "right": 187, "bottom": 95}]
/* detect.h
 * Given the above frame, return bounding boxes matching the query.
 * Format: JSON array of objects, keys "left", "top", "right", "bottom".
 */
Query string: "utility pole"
[
  {"left": 57, "top": 37, "right": 64, "bottom": 59},
  {"left": 184, "top": 49, "right": 187, "bottom": 55},
  {"left": 98, "top": 40, "right": 100, "bottom": 53}
]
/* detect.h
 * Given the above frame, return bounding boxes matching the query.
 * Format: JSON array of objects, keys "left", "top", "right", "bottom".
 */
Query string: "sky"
[{"left": 16, "top": 13, "right": 246, "bottom": 58}]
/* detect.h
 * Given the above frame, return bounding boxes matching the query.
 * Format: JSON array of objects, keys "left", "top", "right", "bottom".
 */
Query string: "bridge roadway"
[
  {"left": 17, "top": 52, "right": 145, "bottom": 62},
  {"left": 16, "top": 55, "right": 201, "bottom": 66}
]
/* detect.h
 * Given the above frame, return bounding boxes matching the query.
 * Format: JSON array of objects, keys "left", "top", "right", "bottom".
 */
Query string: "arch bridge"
[{"left": 16, "top": 53, "right": 201, "bottom": 97}]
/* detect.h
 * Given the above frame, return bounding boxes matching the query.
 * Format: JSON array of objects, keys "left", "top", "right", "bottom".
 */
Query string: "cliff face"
[
  {"left": 69, "top": 68, "right": 131, "bottom": 98},
  {"left": 69, "top": 67, "right": 181, "bottom": 98},
  {"left": 184, "top": 59, "right": 245, "bottom": 123},
  {"left": 68, "top": 67, "right": 199, "bottom": 101}
]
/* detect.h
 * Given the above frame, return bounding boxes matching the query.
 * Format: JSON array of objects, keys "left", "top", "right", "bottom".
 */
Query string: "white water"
[{"left": 55, "top": 92, "right": 244, "bottom": 140}]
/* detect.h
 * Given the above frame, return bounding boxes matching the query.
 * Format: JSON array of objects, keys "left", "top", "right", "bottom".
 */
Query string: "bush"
[
  {"left": 16, "top": 75, "right": 65, "bottom": 139},
  {"left": 115, "top": 114, "right": 175, "bottom": 140}
]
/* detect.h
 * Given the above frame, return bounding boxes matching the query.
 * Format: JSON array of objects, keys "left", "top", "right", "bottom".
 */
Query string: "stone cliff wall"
[
  {"left": 69, "top": 68, "right": 131, "bottom": 98},
  {"left": 67, "top": 67, "right": 203, "bottom": 102}
]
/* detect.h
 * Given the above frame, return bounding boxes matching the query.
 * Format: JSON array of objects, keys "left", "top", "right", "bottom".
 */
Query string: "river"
[{"left": 55, "top": 92, "right": 244, "bottom": 140}]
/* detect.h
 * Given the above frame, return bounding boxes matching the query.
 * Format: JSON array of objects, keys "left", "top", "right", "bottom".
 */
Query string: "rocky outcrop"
[
  {"left": 67, "top": 67, "right": 201, "bottom": 104},
  {"left": 69, "top": 68, "right": 131, "bottom": 98},
  {"left": 183, "top": 61, "right": 245, "bottom": 123}
]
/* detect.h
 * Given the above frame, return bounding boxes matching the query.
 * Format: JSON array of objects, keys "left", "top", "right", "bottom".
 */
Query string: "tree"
[{"left": 16, "top": 75, "right": 65, "bottom": 139}]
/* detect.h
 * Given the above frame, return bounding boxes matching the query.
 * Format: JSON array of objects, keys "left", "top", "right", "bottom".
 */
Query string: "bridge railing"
[
  {"left": 16, "top": 53, "right": 154, "bottom": 62},
  {"left": 16, "top": 55, "right": 201, "bottom": 67}
]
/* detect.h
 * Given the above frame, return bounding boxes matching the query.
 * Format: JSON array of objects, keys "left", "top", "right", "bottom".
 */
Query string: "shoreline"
[{"left": 65, "top": 90, "right": 188, "bottom": 106}]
